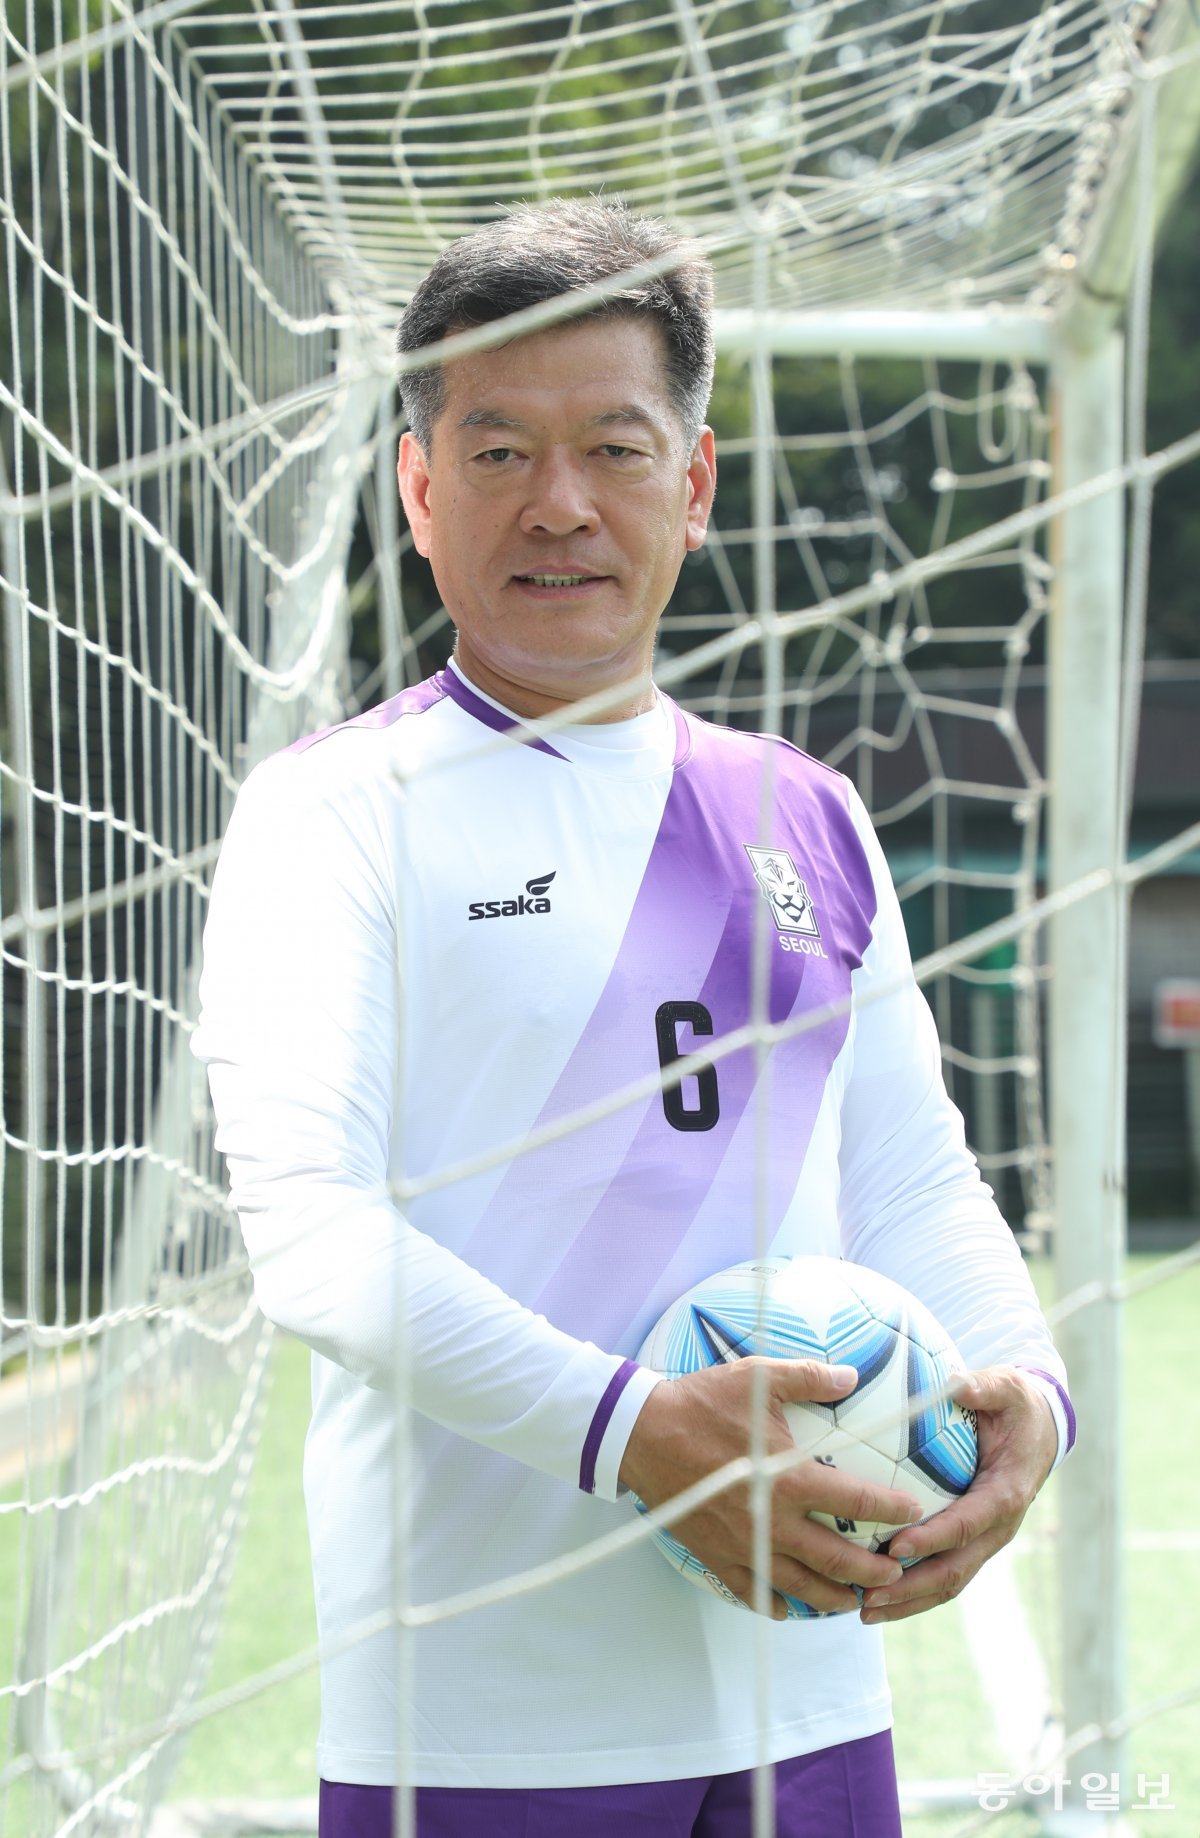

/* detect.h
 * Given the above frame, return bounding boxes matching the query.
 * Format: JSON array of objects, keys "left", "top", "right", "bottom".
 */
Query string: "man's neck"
[{"left": 449, "top": 648, "right": 656, "bottom": 724}]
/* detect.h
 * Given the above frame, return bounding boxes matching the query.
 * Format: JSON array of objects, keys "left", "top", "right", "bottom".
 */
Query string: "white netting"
[
  {"left": 1, "top": 1, "right": 342, "bottom": 1823},
  {"left": 171, "top": 0, "right": 1155, "bottom": 314},
  {"left": 2, "top": 0, "right": 1199, "bottom": 1831}
]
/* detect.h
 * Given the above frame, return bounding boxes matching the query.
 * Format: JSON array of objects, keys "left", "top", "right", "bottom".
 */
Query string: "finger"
[
  {"left": 780, "top": 1518, "right": 904, "bottom": 1591},
  {"left": 793, "top": 1460, "right": 923, "bottom": 1533},
  {"left": 953, "top": 1368, "right": 1058, "bottom": 1488},
  {"left": 860, "top": 1593, "right": 950, "bottom": 1626},
  {"left": 949, "top": 1366, "right": 1023, "bottom": 1412},
  {"left": 861, "top": 1572, "right": 970, "bottom": 1624},
  {"left": 768, "top": 1556, "right": 860, "bottom": 1617},
  {"left": 721, "top": 1565, "right": 791, "bottom": 1623},
  {"left": 861, "top": 1549, "right": 969, "bottom": 1613},
  {"left": 861, "top": 1535, "right": 1006, "bottom": 1619},
  {"left": 760, "top": 1357, "right": 859, "bottom": 1403},
  {"left": 886, "top": 1508, "right": 978, "bottom": 1564},
  {"left": 886, "top": 1471, "right": 1021, "bottom": 1562}
]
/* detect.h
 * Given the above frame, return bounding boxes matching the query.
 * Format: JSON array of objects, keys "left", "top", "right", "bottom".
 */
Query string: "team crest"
[{"left": 745, "top": 847, "right": 821, "bottom": 937}]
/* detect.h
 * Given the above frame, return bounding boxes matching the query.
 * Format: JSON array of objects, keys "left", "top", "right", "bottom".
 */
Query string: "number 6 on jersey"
[{"left": 655, "top": 1000, "right": 720, "bottom": 1133}]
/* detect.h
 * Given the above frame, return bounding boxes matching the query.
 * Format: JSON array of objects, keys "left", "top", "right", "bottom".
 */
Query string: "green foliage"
[{"left": 1144, "top": 173, "right": 1200, "bottom": 659}]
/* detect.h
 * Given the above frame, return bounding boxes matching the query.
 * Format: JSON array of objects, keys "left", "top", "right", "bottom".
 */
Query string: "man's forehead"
[{"left": 437, "top": 317, "right": 677, "bottom": 434}]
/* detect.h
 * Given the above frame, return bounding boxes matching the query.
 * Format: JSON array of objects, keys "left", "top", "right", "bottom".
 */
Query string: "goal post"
[{"left": 1046, "top": 313, "right": 1129, "bottom": 1825}]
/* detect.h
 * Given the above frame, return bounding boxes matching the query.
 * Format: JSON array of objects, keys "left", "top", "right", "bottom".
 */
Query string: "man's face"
[{"left": 397, "top": 315, "right": 716, "bottom": 718}]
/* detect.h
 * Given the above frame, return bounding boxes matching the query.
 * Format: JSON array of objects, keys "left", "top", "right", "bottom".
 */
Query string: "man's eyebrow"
[
  {"left": 454, "top": 404, "right": 668, "bottom": 437},
  {"left": 586, "top": 405, "right": 667, "bottom": 436},
  {"left": 457, "top": 408, "right": 529, "bottom": 433}
]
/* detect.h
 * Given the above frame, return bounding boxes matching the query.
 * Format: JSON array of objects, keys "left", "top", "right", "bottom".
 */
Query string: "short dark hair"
[{"left": 395, "top": 198, "right": 714, "bottom": 453}]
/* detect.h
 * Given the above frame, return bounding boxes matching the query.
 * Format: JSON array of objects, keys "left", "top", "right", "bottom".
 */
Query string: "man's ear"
[
  {"left": 398, "top": 431, "right": 433, "bottom": 558},
  {"left": 685, "top": 427, "right": 717, "bottom": 552}
]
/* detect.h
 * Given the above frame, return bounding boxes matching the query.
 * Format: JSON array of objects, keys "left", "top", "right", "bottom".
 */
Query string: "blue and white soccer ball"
[{"left": 634, "top": 1255, "right": 978, "bottom": 1619}]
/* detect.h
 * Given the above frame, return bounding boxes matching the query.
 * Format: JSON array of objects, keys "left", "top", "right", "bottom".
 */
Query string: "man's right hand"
[{"left": 618, "top": 1358, "right": 924, "bottom": 1621}]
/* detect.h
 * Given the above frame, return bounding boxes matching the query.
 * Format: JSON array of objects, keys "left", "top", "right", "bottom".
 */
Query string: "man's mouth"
[{"left": 514, "top": 572, "right": 604, "bottom": 588}]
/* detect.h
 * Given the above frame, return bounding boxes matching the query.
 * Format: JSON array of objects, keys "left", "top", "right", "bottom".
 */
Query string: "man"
[{"left": 194, "top": 198, "right": 1073, "bottom": 1838}]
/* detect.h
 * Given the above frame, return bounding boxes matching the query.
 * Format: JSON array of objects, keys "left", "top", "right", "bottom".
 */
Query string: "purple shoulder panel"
[
  {"left": 285, "top": 673, "right": 449, "bottom": 753},
  {"left": 667, "top": 697, "right": 693, "bottom": 768}
]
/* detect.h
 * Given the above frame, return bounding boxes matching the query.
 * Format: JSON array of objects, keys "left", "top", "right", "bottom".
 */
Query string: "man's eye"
[
  {"left": 475, "top": 447, "right": 516, "bottom": 464},
  {"left": 598, "top": 443, "right": 636, "bottom": 459}
]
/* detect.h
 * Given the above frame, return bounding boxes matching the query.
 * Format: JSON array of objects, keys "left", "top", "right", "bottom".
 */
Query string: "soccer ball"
[{"left": 633, "top": 1255, "right": 978, "bottom": 1619}]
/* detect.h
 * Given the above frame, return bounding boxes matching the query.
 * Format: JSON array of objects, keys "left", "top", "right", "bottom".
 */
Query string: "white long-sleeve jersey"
[{"left": 193, "top": 661, "right": 1072, "bottom": 1789}]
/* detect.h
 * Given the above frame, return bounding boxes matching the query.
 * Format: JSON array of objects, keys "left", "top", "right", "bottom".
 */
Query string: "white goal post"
[{"left": 3, "top": 1, "right": 1200, "bottom": 1833}]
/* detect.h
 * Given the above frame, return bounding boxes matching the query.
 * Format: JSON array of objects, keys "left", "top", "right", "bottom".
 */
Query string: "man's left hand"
[{"left": 858, "top": 1365, "right": 1059, "bottom": 1626}]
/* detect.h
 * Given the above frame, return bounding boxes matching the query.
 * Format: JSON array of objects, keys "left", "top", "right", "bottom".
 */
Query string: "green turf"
[
  {"left": 895, "top": 1254, "right": 1200, "bottom": 1838},
  {"left": 2, "top": 1255, "right": 1196, "bottom": 1834},
  {"left": 168, "top": 1252, "right": 1197, "bottom": 1835},
  {"left": 166, "top": 1331, "right": 321, "bottom": 1803}
]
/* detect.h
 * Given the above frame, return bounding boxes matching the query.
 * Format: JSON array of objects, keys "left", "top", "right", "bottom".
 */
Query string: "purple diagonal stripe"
[
  {"left": 455, "top": 706, "right": 879, "bottom": 1360},
  {"left": 529, "top": 723, "right": 875, "bottom": 1340},
  {"left": 578, "top": 1359, "right": 639, "bottom": 1494}
]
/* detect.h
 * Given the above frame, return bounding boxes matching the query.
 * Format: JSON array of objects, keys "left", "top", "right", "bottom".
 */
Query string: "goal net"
[{"left": 2, "top": 0, "right": 1198, "bottom": 1832}]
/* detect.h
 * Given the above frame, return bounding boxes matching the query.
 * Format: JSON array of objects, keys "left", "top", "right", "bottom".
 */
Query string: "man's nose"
[{"left": 519, "top": 452, "right": 600, "bottom": 536}]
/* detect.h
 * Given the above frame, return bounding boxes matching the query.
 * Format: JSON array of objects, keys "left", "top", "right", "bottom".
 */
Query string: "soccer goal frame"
[{"left": 5, "top": 1, "right": 1200, "bottom": 1832}]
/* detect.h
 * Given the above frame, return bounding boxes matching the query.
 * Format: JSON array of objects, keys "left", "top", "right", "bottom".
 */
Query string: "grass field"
[{"left": 3, "top": 1254, "right": 1197, "bottom": 1835}]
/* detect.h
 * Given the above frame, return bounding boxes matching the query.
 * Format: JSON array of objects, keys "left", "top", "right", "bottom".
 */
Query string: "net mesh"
[{"left": 172, "top": 0, "right": 1155, "bottom": 315}]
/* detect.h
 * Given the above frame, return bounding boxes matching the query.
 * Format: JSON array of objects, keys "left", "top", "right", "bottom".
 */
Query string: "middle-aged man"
[{"left": 194, "top": 198, "right": 1074, "bottom": 1838}]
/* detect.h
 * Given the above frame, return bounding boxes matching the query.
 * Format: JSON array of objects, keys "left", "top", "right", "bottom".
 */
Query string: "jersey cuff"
[
  {"left": 1016, "top": 1366, "right": 1075, "bottom": 1470},
  {"left": 580, "top": 1363, "right": 667, "bottom": 1503}
]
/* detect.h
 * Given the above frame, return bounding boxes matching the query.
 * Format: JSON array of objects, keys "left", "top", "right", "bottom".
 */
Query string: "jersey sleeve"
[
  {"left": 836, "top": 788, "right": 1074, "bottom": 1466},
  {"left": 191, "top": 753, "right": 658, "bottom": 1501}
]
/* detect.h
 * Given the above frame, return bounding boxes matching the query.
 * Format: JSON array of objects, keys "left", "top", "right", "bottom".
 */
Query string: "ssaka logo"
[{"left": 468, "top": 871, "right": 556, "bottom": 921}]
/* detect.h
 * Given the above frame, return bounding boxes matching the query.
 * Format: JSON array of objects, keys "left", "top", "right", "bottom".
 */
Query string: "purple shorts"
[{"left": 318, "top": 1728, "right": 902, "bottom": 1837}]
